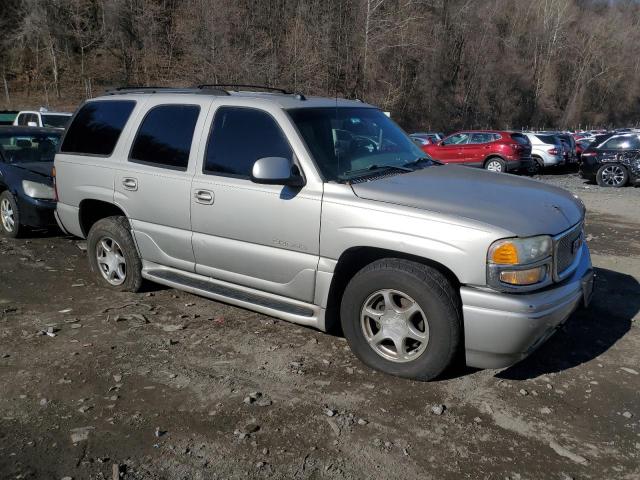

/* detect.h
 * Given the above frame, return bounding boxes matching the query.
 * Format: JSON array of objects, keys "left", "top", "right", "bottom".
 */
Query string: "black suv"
[{"left": 579, "top": 134, "right": 640, "bottom": 187}]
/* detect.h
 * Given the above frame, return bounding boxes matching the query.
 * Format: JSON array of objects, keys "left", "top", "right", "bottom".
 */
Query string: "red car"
[{"left": 422, "top": 131, "right": 532, "bottom": 173}]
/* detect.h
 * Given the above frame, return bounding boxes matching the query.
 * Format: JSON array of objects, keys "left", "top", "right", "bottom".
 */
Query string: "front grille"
[{"left": 554, "top": 223, "right": 583, "bottom": 279}]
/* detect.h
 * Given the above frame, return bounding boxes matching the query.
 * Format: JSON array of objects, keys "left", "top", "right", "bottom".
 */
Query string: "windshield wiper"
[
  {"left": 344, "top": 164, "right": 413, "bottom": 176},
  {"left": 403, "top": 157, "right": 435, "bottom": 168}
]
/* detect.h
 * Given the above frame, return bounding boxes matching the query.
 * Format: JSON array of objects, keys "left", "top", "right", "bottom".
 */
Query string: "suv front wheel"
[
  {"left": 340, "top": 259, "right": 461, "bottom": 381},
  {"left": 87, "top": 216, "right": 143, "bottom": 292}
]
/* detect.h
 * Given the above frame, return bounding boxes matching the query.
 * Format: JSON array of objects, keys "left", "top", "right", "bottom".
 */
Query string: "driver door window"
[
  {"left": 442, "top": 133, "right": 470, "bottom": 145},
  {"left": 203, "top": 107, "right": 293, "bottom": 178}
]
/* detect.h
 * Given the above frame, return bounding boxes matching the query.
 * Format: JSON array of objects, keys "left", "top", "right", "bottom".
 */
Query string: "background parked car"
[
  {"left": 411, "top": 132, "right": 443, "bottom": 142},
  {"left": 575, "top": 138, "right": 594, "bottom": 160},
  {"left": 579, "top": 133, "right": 640, "bottom": 187},
  {"left": 409, "top": 133, "right": 438, "bottom": 151},
  {"left": 13, "top": 109, "right": 72, "bottom": 129},
  {"left": 422, "top": 130, "right": 532, "bottom": 173},
  {"left": 0, "top": 110, "right": 18, "bottom": 126},
  {"left": 523, "top": 133, "right": 564, "bottom": 173},
  {"left": 0, "top": 126, "right": 61, "bottom": 237}
]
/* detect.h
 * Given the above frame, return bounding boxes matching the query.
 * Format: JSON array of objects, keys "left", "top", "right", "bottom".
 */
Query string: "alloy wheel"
[
  {"left": 486, "top": 160, "right": 503, "bottom": 172},
  {"left": 600, "top": 165, "right": 626, "bottom": 186},
  {"left": 0, "top": 198, "right": 15, "bottom": 233},
  {"left": 96, "top": 236, "right": 127, "bottom": 286},
  {"left": 360, "top": 289, "right": 429, "bottom": 363}
]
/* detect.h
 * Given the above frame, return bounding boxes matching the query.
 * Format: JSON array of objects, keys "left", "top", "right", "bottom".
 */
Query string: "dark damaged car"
[
  {"left": 0, "top": 127, "right": 61, "bottom": 237},
  {"left": 580, "top": 133, "right": 640, "bottom": 187}
]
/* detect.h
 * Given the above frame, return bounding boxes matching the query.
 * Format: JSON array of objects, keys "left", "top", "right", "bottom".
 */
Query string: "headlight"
[
  {"left": 487, "top": 235, "right": 553, "bottom": 290},
  {"left": 22, "top": 180, "right": 55, "bottom": 200},
  {"left": 488, "top": 236, "right": 552, "bottom": 265}
]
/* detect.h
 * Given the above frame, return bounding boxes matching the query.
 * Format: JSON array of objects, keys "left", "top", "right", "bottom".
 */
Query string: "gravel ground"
[{"left": 0, "top": 169, "right": 638, "bottom": 480}]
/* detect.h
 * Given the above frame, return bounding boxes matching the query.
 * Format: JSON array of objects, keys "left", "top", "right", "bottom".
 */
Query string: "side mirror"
[
  {"left": 27, "top": 121, "right": 38, "bottom": 127},
  {"left": 437, "top": 140, "right": 444, "bottom": 146},
  {"left": 251, "top": 157, "right": 305, "bottom": 187}
]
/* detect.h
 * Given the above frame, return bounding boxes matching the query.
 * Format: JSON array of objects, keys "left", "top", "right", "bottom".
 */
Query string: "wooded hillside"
[{"left": 1, "top": 0, "right": 639, "bottom": 130}]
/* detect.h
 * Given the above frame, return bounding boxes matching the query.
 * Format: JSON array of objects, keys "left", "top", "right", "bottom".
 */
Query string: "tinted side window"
[
  {"left": 601, "top": 136, "right": 639, "bottom": 150},
  {"left": 129, "top": 105, "right": 200, "bottom": 170},
  {"left": 442, "top": 133, "right": 470, "bottom": 145},
  {"left": 17, "top": 114, "right": 27, "bottom": 126},
  {"left": 204, "top": 107, "right": 292, "bottom": 177},
  {"left": 470, "top": 133, "right": 492, "bottom": 144},
  {"left": 61, "top": 101, "right": 136, "bottom": 156}
]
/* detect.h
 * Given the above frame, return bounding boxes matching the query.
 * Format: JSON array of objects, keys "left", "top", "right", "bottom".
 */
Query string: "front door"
[
  {"left": 114, "top": 99, "right": 211, "bottom": 272},
  {"left": 436, "top": 133, "right": 470, "bottom": 163},
  {"left": 190, "top": 105, "right": 321, "bottom": 303}
]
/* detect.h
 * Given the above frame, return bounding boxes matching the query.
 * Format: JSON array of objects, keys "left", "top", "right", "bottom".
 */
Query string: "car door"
[
  {"left": 464, "top": 133, "right": 491, "bottom": 166},
  {"left": 114, "top": 98, "right": 212, "bottom": 272},
  {"left": 596, "top": 135, "right": 631, "bottom": 164},
  {"left": 436, "top": 133, "right": 470, "bottom": 164},
  {"left": 190, "top": 104, "right": 322, "bottom": 303}
]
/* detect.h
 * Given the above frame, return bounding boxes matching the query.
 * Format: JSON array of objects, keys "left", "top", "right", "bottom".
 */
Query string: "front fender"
[{"left": 319, "top": 195, "right": 500, "bottom": 287}]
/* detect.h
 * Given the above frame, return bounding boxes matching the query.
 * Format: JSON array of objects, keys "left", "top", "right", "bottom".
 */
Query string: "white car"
[{"left": 13, "top": 109, "right": 72, "bottom": 129}]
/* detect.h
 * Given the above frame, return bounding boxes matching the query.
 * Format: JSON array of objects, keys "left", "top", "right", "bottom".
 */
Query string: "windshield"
[
  {"left": 288, "top": 107, "right": 428, "bottom": 181},
  {"left": 42, "top": 114, "right": 70, "bottom": 129},
  {"left": 0, "top": 133, "right": 61, "bottom": 163}
]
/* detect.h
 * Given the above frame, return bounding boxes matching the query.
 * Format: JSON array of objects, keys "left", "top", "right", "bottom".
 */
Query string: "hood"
[
  {"left": 351, "top": 165, "right": 584, "bottom": 237},
  {"left": 12, "top": 162, "right": 53, "bottom": 180}
]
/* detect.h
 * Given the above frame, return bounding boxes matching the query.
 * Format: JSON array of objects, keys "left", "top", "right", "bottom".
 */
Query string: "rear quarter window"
[
  {"left": 510, "top": 133, "right": 530, "bottom": 145},
  {"left": 536, "top": 135, "right": 558, "bottom": 145},
  {"left": 61, "top": 100, "right": 136, "bottom": 156}
]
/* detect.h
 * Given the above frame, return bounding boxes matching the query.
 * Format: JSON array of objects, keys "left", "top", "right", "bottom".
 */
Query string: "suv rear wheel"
[
  {"left": 87, "top": 216, "right": 143, "bottom": 292},
  {"left": 340, "top": 259, "right": 461, "bottom": 381},
  {"left": 485, "top": 157, "right": 506, "bottom": 173},
  {"left": 596, "top": 164, "right": 628, "bottom": 187}
]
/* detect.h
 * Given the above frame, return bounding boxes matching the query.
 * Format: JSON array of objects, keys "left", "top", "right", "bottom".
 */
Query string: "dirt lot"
[{"left": 1, "top": 170, "right": 639, "bottom": 480}]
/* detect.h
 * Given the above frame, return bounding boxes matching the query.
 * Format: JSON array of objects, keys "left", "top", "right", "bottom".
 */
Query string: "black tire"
[
  {"left": 596, "top": 164, "right": 628, "bottom": 187},
  {"left": 87, "top": 216, "right": 143, "bottom": 292},
  {"left": 484, "top": 157, "right": 506, "bottom": 173},
  {"left": 528, "top": 157, "right": 543, "bottom": 175},
  {"left": 0, "top": 191, "right": 22, "bottom": 238},
  {"left": 340, "top": 258, "right": 461, "bottom": 381}
]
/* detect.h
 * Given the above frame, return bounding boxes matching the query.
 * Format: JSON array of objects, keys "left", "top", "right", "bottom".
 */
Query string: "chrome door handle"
[
  {"left": 122, "top": 178, "right": 138, "bottom": 191},
  {"left": 194, "top": 189, "right": 214, "bottom": 205}
]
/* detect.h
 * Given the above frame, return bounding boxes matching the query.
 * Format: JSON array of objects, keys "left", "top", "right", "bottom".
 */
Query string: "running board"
[{"left": 141, "top": 263, "right": 325, "bottom": 330}]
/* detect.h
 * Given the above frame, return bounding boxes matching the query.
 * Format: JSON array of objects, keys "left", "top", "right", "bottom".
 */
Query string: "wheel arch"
[
  {"left": 483, "top": 154, "right": 506, "bottom": 166},
  {"left": 78, "top": 199, "right": 127, "bottom": 237},
  {"left": 323, "top": 246, "right": 461, "bottom": 333}
]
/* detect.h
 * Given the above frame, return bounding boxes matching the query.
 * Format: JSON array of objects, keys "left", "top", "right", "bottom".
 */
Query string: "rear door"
[
  {"left": 597, "top": 135, "right": 640, "bottom": 165},
  {"left": 114, "top": 98, "right": 211, "bottom": 272},
  {"left": 467, "top": 133, "right": 494, "bottom": 166}
]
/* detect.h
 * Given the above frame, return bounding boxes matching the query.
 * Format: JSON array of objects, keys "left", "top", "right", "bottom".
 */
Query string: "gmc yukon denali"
[{"left": 53, "top": 86, "right": 594, "bottom": 380}]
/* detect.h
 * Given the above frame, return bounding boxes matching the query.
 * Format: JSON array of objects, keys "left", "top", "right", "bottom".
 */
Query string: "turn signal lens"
[
  {"left": 490, "top": 242, "right": 519, "bottom": 265},
  {"left": 488, "top": 236, "right": 552, "bottom": 266},
  {"left": 499, "top": 267, "right": 546, "bottom": 285}
]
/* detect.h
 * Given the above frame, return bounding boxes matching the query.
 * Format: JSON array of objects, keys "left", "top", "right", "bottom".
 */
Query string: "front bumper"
[
  {"left": 461, "top": 245, "right": 593, "bottom": 369},
  {"left": 16, "top": 194, "right": 57, "bottom": 228}
]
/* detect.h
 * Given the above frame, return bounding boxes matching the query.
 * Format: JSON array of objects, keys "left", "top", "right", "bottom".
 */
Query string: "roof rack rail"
[
  {"left": 197, "top": 84, "right": 292, "bottom": 94},
  {"left": 104, "top": 86, "right": 230, "bottom": 96}
]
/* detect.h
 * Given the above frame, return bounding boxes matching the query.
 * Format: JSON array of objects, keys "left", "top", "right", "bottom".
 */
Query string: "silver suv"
[
  {"left": 54, "top": 86, "right": 594, "bottom": 380},
  {"left": 524, "top": 133, "right": 565, "bottom": 172}
]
